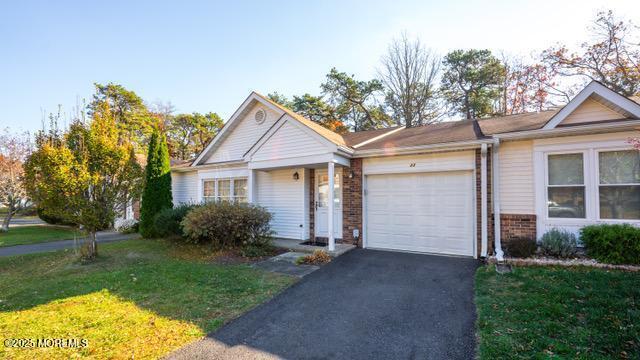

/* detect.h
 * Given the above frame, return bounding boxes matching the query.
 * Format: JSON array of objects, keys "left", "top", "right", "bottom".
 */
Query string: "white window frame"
[
  {"left": 544, "top": 150, "right": 588, "bottom": 220},
  {"left": 595, "top": 148, "right": 640, "bottom": 222},
  {"left": 201, "top": 177, "right": 248, "bottom": 203},
  {"left": 534, "top": 135, "right": 640, "bottom": 239}
]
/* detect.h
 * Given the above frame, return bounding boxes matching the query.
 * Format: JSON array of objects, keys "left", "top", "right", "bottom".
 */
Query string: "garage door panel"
[{"left": 366, "top": 171, "right": 474, "bottom": 257}]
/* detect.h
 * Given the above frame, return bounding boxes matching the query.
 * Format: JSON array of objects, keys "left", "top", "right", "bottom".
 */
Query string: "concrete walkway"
[{"left": 0, "top": 231, "right": 140, "bottom": 257}]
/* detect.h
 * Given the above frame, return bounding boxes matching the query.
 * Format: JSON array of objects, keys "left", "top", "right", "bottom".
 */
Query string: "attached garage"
[{"left": 363, "top": 151, "right": 477, "bottom": 257}]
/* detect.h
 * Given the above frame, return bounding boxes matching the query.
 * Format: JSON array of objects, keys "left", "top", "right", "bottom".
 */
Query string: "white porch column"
[
  {"left": 327, "top": 161, "right": 335, "bottom": 251},
  {"left": 247, "top": 169, "right": 257, "bottom": 203}
]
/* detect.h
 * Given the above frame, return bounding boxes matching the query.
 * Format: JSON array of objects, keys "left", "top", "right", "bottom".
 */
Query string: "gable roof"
[
  {"left": 543, "top": 81, "right": 640, "bottom": 129},
  {"left": 252, "top": 92, "right": 349, "bottom": 148}
]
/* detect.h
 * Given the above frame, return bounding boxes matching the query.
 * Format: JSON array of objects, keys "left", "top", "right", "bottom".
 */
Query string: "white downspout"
[
  {"left": 481, "top": 144, "right": 488, "bottom": 258},
  {"left": 492, "top": 139, "right": 504, "bottom": 261}
]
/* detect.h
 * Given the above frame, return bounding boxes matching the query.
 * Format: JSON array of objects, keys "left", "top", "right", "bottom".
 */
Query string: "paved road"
[
  {"left": 0, "top": 231, "right": 140, "bottom": 257},
  {"left": 168, "top": 249, "right": 479, "bottom": 360}
]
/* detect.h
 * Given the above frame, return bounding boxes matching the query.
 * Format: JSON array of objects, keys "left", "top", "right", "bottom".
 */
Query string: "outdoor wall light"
[
  {"left": 348, "top": 170, "right": 355, "bottom": 179},
  {"left": 292, "top": 171, "right": 299, "bottom": 181}
]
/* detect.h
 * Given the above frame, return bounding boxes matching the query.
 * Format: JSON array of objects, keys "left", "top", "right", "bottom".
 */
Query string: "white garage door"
[{"left": 365, "top": 171, "right": 475, "bottom": 256}]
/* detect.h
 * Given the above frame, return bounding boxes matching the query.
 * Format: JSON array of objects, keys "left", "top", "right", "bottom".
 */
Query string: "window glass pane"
[
  {"left": 599, "top": 185, "right": 640, "bottom": 219},
  {"left": 234, "top": 179, "right": 247, "bottom": 202},
  {"left": 318, "top": 175, "right": 328, "bottom": 208},
  {"left": 218, "top": 179, "right": 230, "bottom": 201},
  {"left": 203, "top": 181, "right": 215, "bottom": 198},
  {"left": 548, "top": 187, "right": 585, "bottom": 218},
  {"left": 599, "top": 150, "right": 640, "bottom": 184},
  {"left": 333, "top": 174, "right": 340, "bottom": 207},
  {"left": 548, "top": 153, "right": 584, "bottom": 185}
]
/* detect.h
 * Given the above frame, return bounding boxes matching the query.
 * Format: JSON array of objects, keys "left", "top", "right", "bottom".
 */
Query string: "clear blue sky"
[{"left": 1, "top": 0, "right": 638, "bottom": 133}]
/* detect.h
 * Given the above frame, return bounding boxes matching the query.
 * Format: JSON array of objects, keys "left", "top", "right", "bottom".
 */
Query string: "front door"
[{"left": 315, "top": 168, "right": 342, "bottom": 239}]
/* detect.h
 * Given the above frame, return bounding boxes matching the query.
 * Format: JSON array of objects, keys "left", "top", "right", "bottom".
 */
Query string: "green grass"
[
  {"left": 0, "top": 239, "right": 294, "bottom": 359},
  {"left": 0, "top": 225, "right": 84, "bottom": 247},
  {"left": 476, "top": 265, "right": 640, "bottom": 359}
]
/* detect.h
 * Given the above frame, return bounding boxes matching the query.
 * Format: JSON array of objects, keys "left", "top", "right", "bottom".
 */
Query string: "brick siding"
[
  {"left": 475, "top": 148, "right": 494, "bottom": 257},
  {"left": 342, "top": 159, "right": 363, "bottom": 245},
  {"left": 309, "top": 169, "right": 315, "bottom": 240},
  {"left": 500, "top": 213, "right": 537, "bottom": 247}
]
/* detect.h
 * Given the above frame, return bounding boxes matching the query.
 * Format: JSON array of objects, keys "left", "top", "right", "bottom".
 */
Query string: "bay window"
[
  {"left": 598, "top": 150, "right": 640, "bottom": 220},
  {"left": 547, "top": 153, "right": 585, "bottom": 218},
  {"left": 202, "top": 178, "right": 248, "bottom": 203}
]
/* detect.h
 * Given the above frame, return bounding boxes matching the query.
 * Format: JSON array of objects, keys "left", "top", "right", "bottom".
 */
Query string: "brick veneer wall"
[
  {"left": 309, "top": 169, "right": 315, "bottom": 240},
  {"left": 342, "top": 159, "right": 363, "bottom": 245},
  {"left": 475, "top": 148, "right": 494, "bottom": 257},
  {"left": 500, "top": 214, "right": 537, "bottom": 246}
]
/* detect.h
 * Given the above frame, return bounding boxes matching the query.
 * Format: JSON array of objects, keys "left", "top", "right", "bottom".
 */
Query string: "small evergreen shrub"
[
  {"left": 296, "top": 250, "right": 331, "bottom": 265},
  {"left": 504, "top": 236, "right": 537, "bottom": 258},
  {"left": 139, "top": 127, "right": 173, "bottom": 238},
  {"left": 152, "top": 204, "right": 199, "bottom": 238},
  {"left": 539, "top": 228, "right": 577, "bottom": 258},
  {"left": 580, "top": 223, "right": 640, "bottom": 265},
  {"left": 181, "top": 201, "right": 273, "bottom": 248}
]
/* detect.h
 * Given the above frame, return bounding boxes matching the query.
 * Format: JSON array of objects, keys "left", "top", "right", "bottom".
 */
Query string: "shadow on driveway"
[{"left": 168, "top": 249, "right": 479, "bottom": 360}]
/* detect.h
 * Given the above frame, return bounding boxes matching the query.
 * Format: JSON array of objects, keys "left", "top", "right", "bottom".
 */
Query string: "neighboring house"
[{"left": 171, "top": 81, "right": 640, "bottom": 259}]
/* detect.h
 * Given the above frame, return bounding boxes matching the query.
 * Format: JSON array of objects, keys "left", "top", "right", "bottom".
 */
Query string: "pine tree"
[{"left": 139, "top": 125, "right": 173, "bottom": 237}]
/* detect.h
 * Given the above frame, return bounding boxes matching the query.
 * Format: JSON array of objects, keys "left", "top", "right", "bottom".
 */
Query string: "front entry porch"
[
  {"left": 273, "top": 238, "right": 355, "bottom": 257},
  {"left": 247, "top": 160, "right": 350, "bottom": 252}
]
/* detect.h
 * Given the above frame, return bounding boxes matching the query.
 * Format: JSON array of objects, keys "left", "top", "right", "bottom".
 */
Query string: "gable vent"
[{"left": 255, "top": 109, "right": 266, "bottom": 124}]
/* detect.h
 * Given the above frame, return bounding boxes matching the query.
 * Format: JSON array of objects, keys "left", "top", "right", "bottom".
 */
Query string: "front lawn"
[
  {"left": 0, "top": 225, "right": 83, "bottom": 247},
  {"left": 476, "top": 265, "right": 640, "bottom": 359},
  {"left": 0, "top": 239, "right": 294, "bottom": 359}
]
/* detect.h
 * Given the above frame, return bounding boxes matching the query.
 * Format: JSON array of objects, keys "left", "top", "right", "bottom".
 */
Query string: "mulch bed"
[
  {"left": 487, "top": 255, "right": 640, "bottom": 272},
  {"left": 211, "top": 248, "right": 288, "bottom": 265}
]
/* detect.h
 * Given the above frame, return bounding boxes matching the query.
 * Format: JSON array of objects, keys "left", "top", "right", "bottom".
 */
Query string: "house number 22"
[{"left": 409, "top": 163, "right": 416, "bottom": 167}]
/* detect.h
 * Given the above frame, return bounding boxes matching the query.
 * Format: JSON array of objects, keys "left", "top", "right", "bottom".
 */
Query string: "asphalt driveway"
[{"left": 168, "top": 249, "right": 479, "bottom": 360}]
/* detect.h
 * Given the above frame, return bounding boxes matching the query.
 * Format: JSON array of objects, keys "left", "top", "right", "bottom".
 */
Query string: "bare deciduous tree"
[
  {"left": 379, "top": 33, "right": 441, "bottom": 127},
  {"left": 0, "top": 129, "right": 32, "bottom": 231}
]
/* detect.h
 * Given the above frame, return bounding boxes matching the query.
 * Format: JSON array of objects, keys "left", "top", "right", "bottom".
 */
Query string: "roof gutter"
[
  {"left": 494, "top": 119, "right": 640, "bottom": 140},
  {"left": 171, "top": 160, "right": 247, "bottom": 173},
  {"left": 353, "top": 138, "right": 494, "bottom": 158}
]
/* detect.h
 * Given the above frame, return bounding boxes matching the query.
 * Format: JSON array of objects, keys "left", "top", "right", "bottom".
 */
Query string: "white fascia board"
[
  {"left": 172, "top": 160, "right": 247, "bottom": 173},
  {"left": 248, "top": 152, "right": 350, "bottom": 170},
  {"left": 353, "top": 139, "right": 493, "bottom": 158},
  {"left": 495, "top": 119, "right": 640, "bottom": 141},
  {"left": 543, "top": 81, "right": 640, "bottom": 130}
]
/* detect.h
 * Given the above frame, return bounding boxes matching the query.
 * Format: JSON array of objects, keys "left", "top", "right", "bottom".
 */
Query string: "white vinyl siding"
[
  {"left": 204, "top": 105, "right": 279, "bottom": 163},
  {"left": 252, "top": 120, "right": 328, "bottom": 161},
  {"left": 363, "top": 150, "right": 475, "bottom": 175},
  {"left": 171, "top": 171, "right": 199, "bottom": 204},
  {"left": 561, "top": 98, "right": 626, "bottom": 125},
  {"left": 256, "top": 168, "right": 307, "bottom": 240},
  {"left": 499, "top": 140, "right": 535, "bottom": 214}
]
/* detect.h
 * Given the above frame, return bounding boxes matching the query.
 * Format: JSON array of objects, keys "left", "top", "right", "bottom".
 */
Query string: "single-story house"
[{"left": 171, "top": 81, "right": 640, "bottom": 259}]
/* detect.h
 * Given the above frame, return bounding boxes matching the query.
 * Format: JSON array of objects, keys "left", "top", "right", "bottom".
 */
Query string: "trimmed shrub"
[
  {"left": 240, "top": 243, "right": 277, "bottom": 258},
  {"left": 504, "top": 236, "right": 537, "bottom": 258},
  {"left": 540, "top": 228, "right": 578, "bottom": 258},
  {"left": 152, "top": 204, "right": 199, "bottom": 238},
  {"left": 580, "top": 223, "right": 640, "bottom": 265},
  {"left": 37, "top": 207, "right": 76, "bottom": 226},
  {"left": 139, "top": 127, "right": 173, "bottom": 238},
  {"left": 181, "top": 201, "right": 273, "bottom": 248}
]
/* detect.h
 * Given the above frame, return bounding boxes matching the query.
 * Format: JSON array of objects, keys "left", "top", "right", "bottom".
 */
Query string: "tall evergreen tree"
[{"left": 139, "top": 125, "right": 172, "bottom": 237}]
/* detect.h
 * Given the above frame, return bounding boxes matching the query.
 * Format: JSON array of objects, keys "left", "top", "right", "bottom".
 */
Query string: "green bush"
[
  {"left": 152, "top": 204, "right": 199, "bottom": 238},
  {"left": 580, "top": 223, "right": 640, "bottom": 265},
  {"left": 37, "top": 207, "right": 76, "bottom": 226},
  {"left": 240, "top": 243, "right": 277, "bottom": 258},
  {"left": 181, "top": 201, "right": 273, "bottom": 248},
  {"left": 504, "top": 236, "right": 537, "bottom": 258},
  {"left": 539, "top": 228, "right": 577, "bottom": 258}
]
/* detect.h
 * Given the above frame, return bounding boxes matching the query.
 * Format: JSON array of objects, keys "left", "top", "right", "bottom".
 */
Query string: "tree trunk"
[
  {"left": 82, "top": 231, "right": 98, "bottom": 259},
  {"left": 1, "top": 212, "right": 11, "bottom": 232}
]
